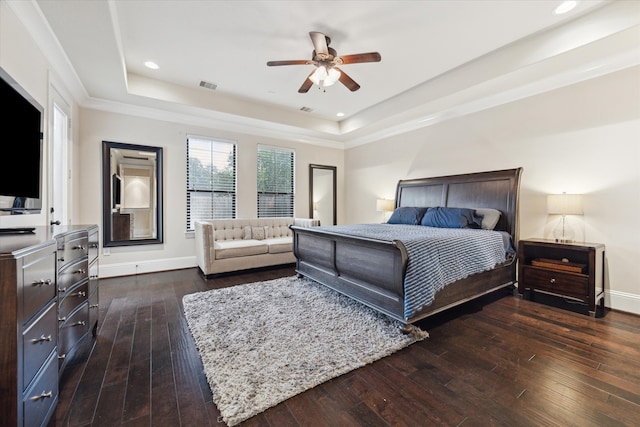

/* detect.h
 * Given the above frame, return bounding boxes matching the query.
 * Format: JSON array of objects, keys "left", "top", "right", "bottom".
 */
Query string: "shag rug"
[{"left": 182, "top": 275, "right": 429, "bottom": 426}]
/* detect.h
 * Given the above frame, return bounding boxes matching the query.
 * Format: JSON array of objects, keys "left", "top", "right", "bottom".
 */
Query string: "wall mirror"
[
  {"left": 102, "top": 141, "right": 163, "bottom": 247},
  {"left": 309, "top": 164, "right": 336, "bottom": 226}
]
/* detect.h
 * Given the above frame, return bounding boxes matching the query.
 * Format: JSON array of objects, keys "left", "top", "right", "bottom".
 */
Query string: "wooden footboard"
[
  {"left": 291, "top": 225, "right": 517, "bottom": 324},
  {"left": 292, "top": 226, "right": 409, "bottom": 322}
]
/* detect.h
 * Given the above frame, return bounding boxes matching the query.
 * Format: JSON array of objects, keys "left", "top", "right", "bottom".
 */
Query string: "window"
[
  {"left": 257, "top": 146, "right": 294, "bottom": 218},
  {"left": 186, "top": 136, "right": 236, "bottom": 230}
]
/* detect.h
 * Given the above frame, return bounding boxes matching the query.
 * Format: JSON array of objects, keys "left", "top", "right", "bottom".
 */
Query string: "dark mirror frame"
[
  {"left": 102, "top": 141, "right": 163, "bottom": 247},
  {"left": 309, "top": 164, "right": 337, "bottom": 226}
]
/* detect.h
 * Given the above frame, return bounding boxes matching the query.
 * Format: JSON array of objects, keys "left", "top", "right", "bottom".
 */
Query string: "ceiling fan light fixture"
[{"left": 309, "top": 66, "right": 340, "bottom": 87}]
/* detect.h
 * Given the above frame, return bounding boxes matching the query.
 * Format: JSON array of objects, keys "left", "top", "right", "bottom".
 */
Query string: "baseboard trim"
[
  {"left": 99, "top": 256, "right": 197, "bottom": 278},
  {"left": 607, "top": 290, "right": 640, "bottom": 316}
]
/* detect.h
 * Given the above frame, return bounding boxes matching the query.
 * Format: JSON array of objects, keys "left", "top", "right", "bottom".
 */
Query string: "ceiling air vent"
[
  {"left": 199, "top": 80, "right": 217, "bottom": 90},
  {"left": 299, "top": 106, "right": 313, "bottom": 113}
]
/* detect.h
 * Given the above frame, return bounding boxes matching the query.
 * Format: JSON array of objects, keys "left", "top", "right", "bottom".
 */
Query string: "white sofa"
[{"left": 194, "top": 217, "right": 319, "bottom": 277}]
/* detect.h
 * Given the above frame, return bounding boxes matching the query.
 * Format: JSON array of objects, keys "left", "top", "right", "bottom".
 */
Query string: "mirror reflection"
[
  {"left": 309, "top": 164, "right": 336, "bottom": 226},
  {"left": 102, "top": 141, "right": 163, "bottom": 246}
]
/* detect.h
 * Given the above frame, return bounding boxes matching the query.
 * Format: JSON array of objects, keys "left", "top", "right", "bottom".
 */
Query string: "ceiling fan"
[{"left": 267, "top": 31, "right": 381, "bottom": 93}]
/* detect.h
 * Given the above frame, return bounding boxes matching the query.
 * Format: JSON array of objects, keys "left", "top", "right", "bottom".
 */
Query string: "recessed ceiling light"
[
  {"left": 336, "top": 112, "right": 345, "bottom": 117},
  {"left": 554, "top": 1, "right": 577, "bottom": 15},
  {"left": 144, "top": 61, "right": 159, "bottom": 70}
]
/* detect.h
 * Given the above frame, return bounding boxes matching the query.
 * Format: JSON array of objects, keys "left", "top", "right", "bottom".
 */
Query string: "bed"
[{"left": 290, "top": 168, "right": 523, "bottom": 325}]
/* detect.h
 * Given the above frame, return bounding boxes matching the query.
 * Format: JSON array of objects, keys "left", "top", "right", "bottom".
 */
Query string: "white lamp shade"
[
  {"left": 376, "top": 199, "right": 395, "bottom": 212},
  {"left": 547, "top": 193, "right": 583, "bottom": 215}
]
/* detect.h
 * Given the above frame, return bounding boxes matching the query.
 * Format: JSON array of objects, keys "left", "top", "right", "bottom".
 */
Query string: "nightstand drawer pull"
[
  {"left": 30, "top": 391, "right": 53, "bottom": 401},
  {"left": 31, "top": 334, "right": 52, "bottom": 343},
  {"left": 32, "top": 279, "right": 53, "bottom": 286},
  {"left": 549, "top": 278, "right": 556, "bottom": 284},
  {"left": 72, "top": 321, "right": 86, "bottom": 327}
]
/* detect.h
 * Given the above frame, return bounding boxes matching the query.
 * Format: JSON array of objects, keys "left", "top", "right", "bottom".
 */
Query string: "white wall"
[
  {"left": 77, "top": 108, "right": 344, "bottom": 277},
  {"left": 345, "top": 66, "right": 640, "bottom": 314}
]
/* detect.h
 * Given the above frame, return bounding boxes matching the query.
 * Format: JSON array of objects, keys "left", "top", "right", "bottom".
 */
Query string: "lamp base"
[{"left": 552, "top": 215, "right": 576, "bottom": 244}]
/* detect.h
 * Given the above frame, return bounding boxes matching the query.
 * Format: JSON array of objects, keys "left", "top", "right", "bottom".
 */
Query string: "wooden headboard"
[{"left": 394, "top": 168, "right": 523, "bottom": 242}]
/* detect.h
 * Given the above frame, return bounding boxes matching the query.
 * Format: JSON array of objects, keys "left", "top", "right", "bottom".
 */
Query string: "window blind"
[
  {"left": 257, "top": 146, "right": 294, "bottom": 218},
  {"left": 186, "top": 137, "right": 236, "bottom": 230}
]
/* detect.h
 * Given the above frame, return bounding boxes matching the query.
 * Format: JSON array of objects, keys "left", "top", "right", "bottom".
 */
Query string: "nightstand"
[{"left": 518, "top": 238, "right": 605, "bottom": 317}]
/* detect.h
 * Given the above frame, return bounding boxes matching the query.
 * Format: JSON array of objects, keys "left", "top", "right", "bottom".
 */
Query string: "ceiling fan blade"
[
  {"left": 267, "top": 60, "right": 311, "bottom": 66},
  {"left": 335, "top": 67, "right": 360, "bottom": 92},
  {"left": 338, "top": 52, "right": 382, "bottom": 64},
  {"left": 298, "top": 70, "right": 315, "bottom": 93},
  {"left": 309, "top": 31, "right": 329, "bottom": 56}
]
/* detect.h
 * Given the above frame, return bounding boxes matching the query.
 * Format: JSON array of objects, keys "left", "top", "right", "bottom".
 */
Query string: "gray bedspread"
[{"left": 314, "top": 224, "right": 508, "bottom": 319}]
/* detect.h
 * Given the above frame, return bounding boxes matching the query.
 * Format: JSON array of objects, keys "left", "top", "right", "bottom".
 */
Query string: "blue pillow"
[
  {"left": 420, "top": 207, "right": 483, "bottom": 229},
  {"left": 387, "top": 207, "right": 428, "bottom": 225}
]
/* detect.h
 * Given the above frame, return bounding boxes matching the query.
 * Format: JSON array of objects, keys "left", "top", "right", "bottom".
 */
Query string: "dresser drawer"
[
  {"left": 57, "top": 234, "right": 88, "bottom": 270},
  {"left": 59, "top": 304, "right": 89, "bottom": 360},
  {"left": 88, "top": 228, "right": 99, "bottom": 264},
  {"left": 58, "top": 258, "right": 88, "bottom": 292},
  {"left": 23, "top": 350, "right": 58, "bottom": 427},
  {"left": 522, "top": 266, "right": 588, "bottom": 300},
  {"left": 22, "top": 250, "right": 57, "bottom": 324},
  {"left": 59, "top": 280, "right": 89, "bottom": 320},
  {"left": 22, "top": 302, "right": 58, "bottom": 390}
]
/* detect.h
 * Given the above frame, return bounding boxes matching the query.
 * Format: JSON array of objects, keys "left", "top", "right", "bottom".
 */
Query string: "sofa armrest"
[
  {"left": 194, "top": 220, "right": 215, "bottom": 275},
  {"left": 294, "top": 218, "right": 321, "bottom": 228}
]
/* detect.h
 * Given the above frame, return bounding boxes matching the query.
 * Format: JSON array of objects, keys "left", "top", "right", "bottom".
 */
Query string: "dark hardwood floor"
[{"left": 49, "top": 266, "right": 640, "bottom": 427}]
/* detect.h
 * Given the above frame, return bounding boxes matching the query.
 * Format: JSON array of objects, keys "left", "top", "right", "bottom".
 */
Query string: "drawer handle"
[
  {"left": 58, "top": 316, "right": 66, "bottom": 322},
  {"left": 90, "top": 275, "right": 99, "bottom": 279},
  {"left": 74, "top": 269, "right": 87, "bottom": 275},
  {"left": 72, "top": 291, "right": 86, "bottom": 297},
  {"left": 59, "top": 287, "right": 67, "bottom": 293},
  {"left": 30, "top": 391, "right": 53, "bottom": 401},
  {"left": 32, "top": 279, "right": 53, "bottom": 286},
  {"left": 72, "top": 321, "right": 86, "bottom": 327},
  {"left": 90, "top": 304, "right": 99, "bottom": 309},
  {"left": 90, "top": 243, "right": 99, "bottom": 248},
  {"left": 549, "top": 278, "right": 556, "bottom": 284},
  {"left": 72, "top": 245, "right": 85, "bottom": 251},
  {"left": 58, "top": 257, "right": 65, "bottom": 262},
  {"left": 58, "top": 354, "right": 66, "bottom": 360},
  {"left": 31, "top": 334, "right": 52, "bottom": 343}
]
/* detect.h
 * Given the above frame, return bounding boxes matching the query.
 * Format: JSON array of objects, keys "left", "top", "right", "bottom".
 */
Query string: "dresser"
[{"left": 0, "top": 225, "right": 99, "bottom": 427}]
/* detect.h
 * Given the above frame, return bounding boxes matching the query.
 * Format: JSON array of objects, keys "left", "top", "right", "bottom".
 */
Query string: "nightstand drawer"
[{"left": 522, "top": 266, "right": 588, "bottom": 299}]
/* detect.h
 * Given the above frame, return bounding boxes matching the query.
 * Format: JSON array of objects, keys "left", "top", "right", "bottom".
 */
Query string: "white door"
[{"left": 50, "top": 88, "right": 70, "bottom": 225}]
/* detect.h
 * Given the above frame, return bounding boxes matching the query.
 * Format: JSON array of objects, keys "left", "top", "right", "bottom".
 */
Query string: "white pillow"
[{"left": 475, "top": 208, "right": 502, "bottom": 230}]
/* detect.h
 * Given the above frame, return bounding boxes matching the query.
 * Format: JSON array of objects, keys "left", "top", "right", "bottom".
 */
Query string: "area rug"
[{"left": 182, "top": 275, "right": 428, "bottom": 426}]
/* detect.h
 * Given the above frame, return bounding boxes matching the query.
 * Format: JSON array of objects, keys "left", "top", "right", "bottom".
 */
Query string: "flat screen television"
[{"left": 0, "top": 67, "right": 44, "bottom": 215}]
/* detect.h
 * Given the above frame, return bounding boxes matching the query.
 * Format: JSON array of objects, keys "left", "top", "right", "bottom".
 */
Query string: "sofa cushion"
[
  {"left": 266, "top": 237, "right": 293, "bottom": 254},
  {"left": 214, "top": 240, "right": 268, "bottom": 259}
]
